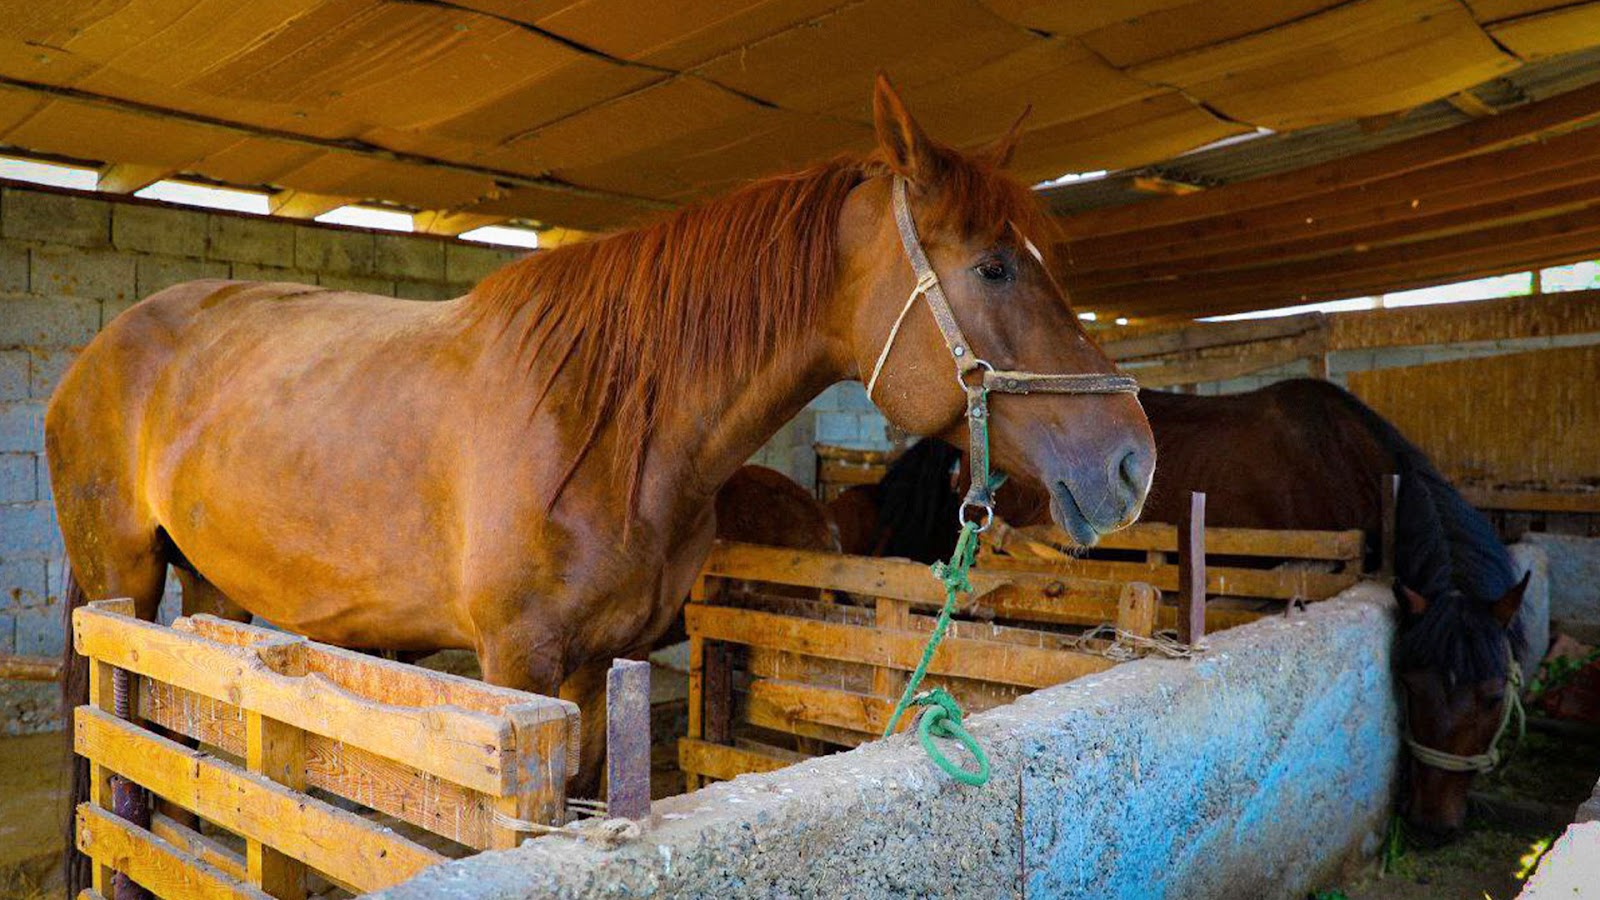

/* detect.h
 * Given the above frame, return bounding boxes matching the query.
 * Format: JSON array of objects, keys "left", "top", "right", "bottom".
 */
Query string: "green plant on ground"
[{"left": 1526, "top": 648, "right": 1600, "bottom": 700}]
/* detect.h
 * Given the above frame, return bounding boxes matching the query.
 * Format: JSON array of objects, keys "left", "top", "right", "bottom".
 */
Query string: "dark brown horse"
[
  {"left": 715, "top": 465, "right": 839, "bottom": 553},
  {"left": 48, "top": 76, "right": 1154, "bottom": 889},
  {"left": 842, "top": 379, "right": 1529, "bottom": 841}
]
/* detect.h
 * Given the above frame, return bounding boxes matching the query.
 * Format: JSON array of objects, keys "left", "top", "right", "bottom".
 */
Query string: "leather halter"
[
  {"left": 1402, "top": 642, "right": 1524, "bottom": 774},
  {"left": 867, "top": 175, "right": 1139, "bottom": 529}
]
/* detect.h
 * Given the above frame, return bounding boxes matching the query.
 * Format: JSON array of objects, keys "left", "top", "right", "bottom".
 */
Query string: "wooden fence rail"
[{"left": 72, "top": 599, "right": 580, "bottom": 899}]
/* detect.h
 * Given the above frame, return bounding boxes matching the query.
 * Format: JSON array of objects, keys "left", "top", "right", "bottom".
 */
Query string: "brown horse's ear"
[
  {"left": 873, "top": 72, "right": 936, "bottom": 182},
  {"left": 978, "top": 105, "right": 1031, "bottom": 169},
  {"left": 1492, "top": 571, "right": 1532, "bottom": 628},
  {"left": 1396, "top": 582, "right": 1429, "bottom": 618}
]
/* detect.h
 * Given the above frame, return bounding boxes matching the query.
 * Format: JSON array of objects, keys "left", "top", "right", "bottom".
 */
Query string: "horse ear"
[
  {"left": 1492, "top": 570, "right": 1532, "bottom": 628},
  {"left": 873, "top": 72, "right": 936, "bottom": 182},
  {"left": 1396, "top": 581, "right": 1429, "bottom": 618},
  {"left": 978, "top": 105, "right": 1031, "bottom": 169}
]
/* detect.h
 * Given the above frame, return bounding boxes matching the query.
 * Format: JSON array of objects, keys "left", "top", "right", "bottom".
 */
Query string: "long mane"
[
  {"left": 1323, "top": 385, "right": 1524, "bottom": 681},
  {"left": 466, "top": 145, "right": 1057, "bottom": 511}
]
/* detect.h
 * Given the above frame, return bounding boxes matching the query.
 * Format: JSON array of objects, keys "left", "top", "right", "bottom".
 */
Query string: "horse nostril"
[{"left": 1116, "top": 444, "right": 1152, "bottom": 495}]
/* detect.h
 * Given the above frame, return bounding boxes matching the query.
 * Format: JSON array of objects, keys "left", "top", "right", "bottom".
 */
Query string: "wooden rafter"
[
  {"left": 1063, "top": 122, "right": 1600, "bottom": 271},
  {"left": 1056, "top": 79, "right": 1600, "bottom": 241},
  {"left": 97, "top": 163, "right": 170, "bottom": 194}
]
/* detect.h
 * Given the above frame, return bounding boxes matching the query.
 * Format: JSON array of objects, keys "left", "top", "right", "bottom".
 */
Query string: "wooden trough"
[
  {"left": 70, "top": 599, "right": 583, "bottom": 899},
  {"left": 679, "top": 504, "right": 1371, "bottom": 786}
]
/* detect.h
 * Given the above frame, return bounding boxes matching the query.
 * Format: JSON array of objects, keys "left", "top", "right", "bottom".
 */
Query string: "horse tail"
[{"left": 61, "top": 562, "right": 91, "bottom": 897}]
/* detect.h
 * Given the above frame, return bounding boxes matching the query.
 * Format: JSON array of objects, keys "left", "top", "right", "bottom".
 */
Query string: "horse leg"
[
  {"left": 59, "top": 533, "right": 169, "bottom": 900},
  {"left": 558, "top": 658, "right": 615, "bottom": 801},
  {"left": 175, "top": 567, "right": 250, "bottom": 622}
]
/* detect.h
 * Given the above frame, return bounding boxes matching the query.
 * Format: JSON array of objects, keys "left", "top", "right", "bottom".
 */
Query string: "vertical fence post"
[
  {"left": 1117, "top": 582, "right": 1159, "bottom": 639},
  {"left": 246, "top": 641, "right": 308, "bottom": 900},
  {"left": 1381, "top": 473, "right": 1400, "bottom": 578},
  {"left": 606, "top": 659, "right": 653, "bottom": 823},
  {"left": 1178, "top": 492, "right": 1207, "bottom": 646}
]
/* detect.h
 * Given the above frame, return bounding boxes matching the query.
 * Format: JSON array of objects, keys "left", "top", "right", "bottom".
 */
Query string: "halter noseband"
[
  {"left": 1402, "top": 642, "right": 1524, "bottom": 774},
  {"left": 867, "top": 176, "right": 1139, "bottom": 530}
]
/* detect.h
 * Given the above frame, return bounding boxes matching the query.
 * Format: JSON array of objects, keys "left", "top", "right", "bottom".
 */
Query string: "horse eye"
[{"left": 974, "top": 259, "right": 1011, "bottom": 283}]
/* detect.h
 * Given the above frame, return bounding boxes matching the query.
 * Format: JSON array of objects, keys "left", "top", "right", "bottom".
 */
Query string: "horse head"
[
  {"left": 1393, "top": 571, "right": 1529, "bottom": 843},
  {"left": 834, "top": 75, "right": 1154, "bottom": 546}
]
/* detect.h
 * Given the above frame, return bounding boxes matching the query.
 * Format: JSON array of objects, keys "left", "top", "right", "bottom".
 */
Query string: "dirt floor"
[
  {"left": 1328, "top": 723, "right": 1600, "bottom": 900},
  {"left": 0, "top": 731, "right": 69, "bottom": 899}
]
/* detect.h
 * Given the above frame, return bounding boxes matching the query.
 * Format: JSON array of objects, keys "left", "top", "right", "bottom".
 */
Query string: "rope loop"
[{"left": 914, "top": 688, "right": 990, "bottom": 786}]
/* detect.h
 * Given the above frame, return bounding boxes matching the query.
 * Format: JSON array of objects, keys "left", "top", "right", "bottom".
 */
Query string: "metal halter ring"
[
  {"left": 957, "top": 358, "right": 994, "bottom": 392},
  {"left": 959, "top": 500, "right": 995, "bottom": 533}
]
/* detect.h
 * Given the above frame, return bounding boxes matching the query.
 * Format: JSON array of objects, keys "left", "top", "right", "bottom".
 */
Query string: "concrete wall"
[
  {"left": 0, "top": 182, "right": 526, "bottom": 733},
  {"left": 1521, "top": 533, "right": 1600, "bottom": 640},
  {"left": 376, "top": 582, "right": 1401, "bottom": 900}
]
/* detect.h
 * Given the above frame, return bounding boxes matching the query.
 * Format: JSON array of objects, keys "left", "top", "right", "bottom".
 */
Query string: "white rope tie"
[
  {"left": 491, "top": 810, "right": 642, "bottom": 848},
  {"left": 866, "top": 270, "right": 939, "bottom": 400}
]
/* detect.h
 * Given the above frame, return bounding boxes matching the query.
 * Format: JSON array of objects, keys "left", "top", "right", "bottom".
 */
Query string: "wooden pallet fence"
[
  {"left": 72, "top": 599, "right": 580, "bottom": 898},
  {"left": 981, "top": 510, "right": 1367, "bottom": 627},
  {"left": 679, "top": 542, "right": 1160, "bottom": 787},
  {"left": 813, "top": 444, "right": 896, "bottom": 502}
]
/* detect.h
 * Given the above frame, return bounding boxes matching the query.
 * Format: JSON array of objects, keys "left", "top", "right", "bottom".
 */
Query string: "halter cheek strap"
[
  {"left": 868, "top": 175, "right": 1139, "bottom": 528},
  {"left": 1402, "top": 642, "right": 1524, "bottom": 774}
]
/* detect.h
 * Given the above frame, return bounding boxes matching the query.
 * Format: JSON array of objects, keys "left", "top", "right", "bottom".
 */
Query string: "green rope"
[{"left": 882, "top": 519, "right": 991, "bottom": 785}]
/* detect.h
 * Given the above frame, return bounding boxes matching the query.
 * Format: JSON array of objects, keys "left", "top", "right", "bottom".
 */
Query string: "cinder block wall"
[{"left": 0, "top": 182, "right": 524, "bottom": 733}]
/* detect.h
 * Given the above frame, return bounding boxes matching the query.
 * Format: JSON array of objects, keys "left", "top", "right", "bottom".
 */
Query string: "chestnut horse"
[
  {"left": 49, "top": 76, "right": 1153, "bottom": 887},
  {"left": 840, "top": 378, "right": 1529, "bottom": 842}
]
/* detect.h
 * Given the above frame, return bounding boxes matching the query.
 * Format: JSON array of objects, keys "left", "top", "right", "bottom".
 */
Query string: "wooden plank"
[
  {"left": 492, "top": 702, "right": 570, "bottom": 850},
  {"left": 1072, "top": 126, "right": 1600, "bottom": 271},
  {"left": 1179, "top": 492, "right": 1206, "bottom": 646},
  {"left": 872, "top": 597, "right": 911, "bottom": 700},
  {"left": 818, "top": 461, "right": 888, "bottom": 487},
  {"left": 704, "top": 542, "right": 1126, "bottom": 615},
  {"left": 1117, "top": 582, "right": 1159, "bottom": 638},
  {"left": 267, "top": 190, "right": 351, "bottom": 220},
  {"left": 703, "top": 642, "right": 734, "bottom": 745},
  {"left": 75, "top": 606, "right": 513, "bottom": 795},
  {"left": 748, "top": 678, "right": 899, "bottom": 736},
  {"left": 245, "top": 709, "right": 307, "bottom": 899},
  {"left": 74, "top": 708, "right": 445, "bottom": 893},
  {"left": 1055, "top": 79, "right": 1600, "bottom": 239},
  {"left": 0, "top": 653, "right": 60, "bottom": 681},
  {"left": 1459, "top": 486, "right": 1600, "bottom": 514},
  {"left": 976, "top": 554, "right": 1358, "bottom": 601},
  {"left": 84, "top": 652, "right": 119, "bottom": 897},
  {"left": 1122, "top": 329, "right": 1328, "bottom": 389},
  {"left": 150, "top": 813, "right": 247, "bottom": 882},
  {"left": 96, "top": 163, "right": 170, "bottom": 194},
  {"left": 1100, "top": 313, "right": 1325, "bottom": 361},
  {"left": 677, "top": 738, "right": 794, "bottom": 782},
  {"left": 180, "top": 615, "right": 571, "bottom": 720},
  {"left": 1078, "top": 174, "right": 1600, "bottom": 288},
  {"left": 1084, "top": 210, "right": 1600, "bottom": 315},
  {"left": 76, "top": 804, "right": 271, "bottom": 900},
  {"left": 414, "top": 210, "right": 507, "bottom": 236},
  {"left": 1015, "top": 522, "right": 1363, "bottom": 561},
  {"left": 1155, "top": 603, "right": 1264, "bottom": 632},
  {"left": 684, "top": 605, "right": 1116, "bottom": 689},
  {"left": 137, "top": 678, "right": 502, "bottom": 850}
]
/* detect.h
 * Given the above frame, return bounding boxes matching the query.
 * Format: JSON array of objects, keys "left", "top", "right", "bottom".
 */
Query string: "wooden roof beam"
[
  {"left": 268, "top": 190, "right": 352, "bottom": 220},
  {"left": 1056, "top": 79, "right": 1600, "bottom": 241},
  {"left": 1063, "top": 121, "right": 1600, "bottom": 270},
  {"left": 414, "top": 210, "right": 509, "bottom": 237},
  {"left": 97, "top": 163, "right": 172, "bottom": 194},
  {"left": 1073, "top": 175, "right": 1600, "bottom": 290},
  {"left": 1078, "top": 219, "right": 1600, "bottom": 317}
]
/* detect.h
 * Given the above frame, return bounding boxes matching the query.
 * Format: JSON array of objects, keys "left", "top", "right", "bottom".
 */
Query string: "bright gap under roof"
[
  {"left": 136, "top": 180, "right": 271, "bottom": 215},
  {"left": 0, "top": 156, "right": 98, "bottom": 191},
  {"left": 316, "top": 205, "right": 413, "bottom": 232},
  {"left": 459, "top": 225, "right": 540, "bottom": 249}
]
